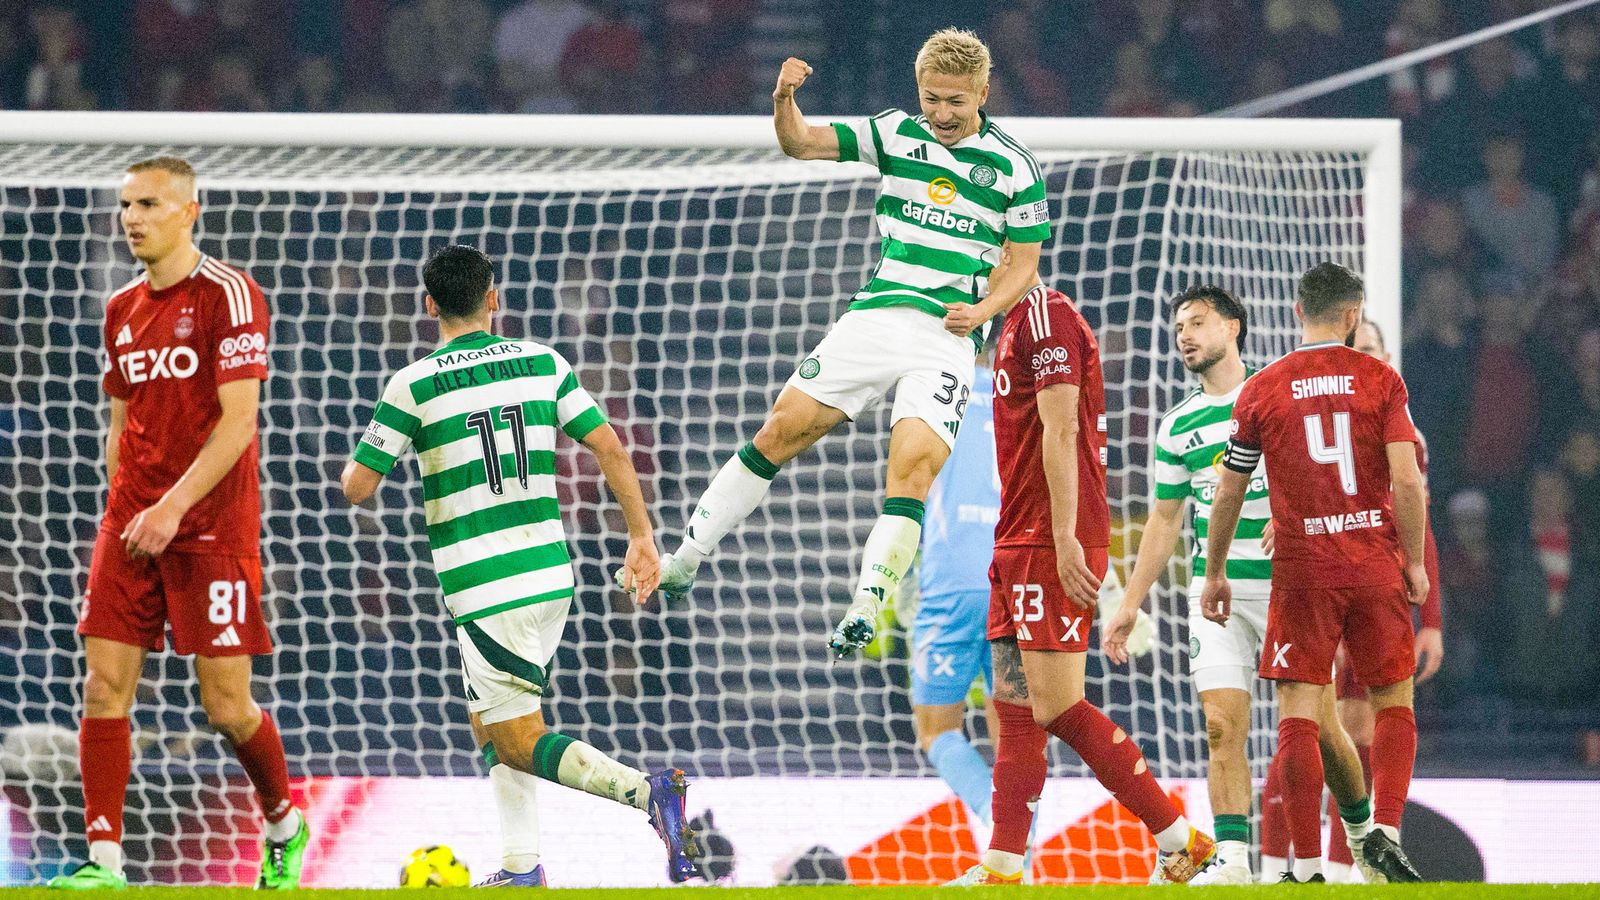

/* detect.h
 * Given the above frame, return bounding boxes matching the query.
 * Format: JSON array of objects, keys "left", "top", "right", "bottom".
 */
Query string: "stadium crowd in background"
[{"left": 3, "top": 0, "right": 1597, "bottom": 733}]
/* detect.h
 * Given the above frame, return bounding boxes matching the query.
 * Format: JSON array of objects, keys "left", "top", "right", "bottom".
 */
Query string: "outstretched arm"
[
  {"left": 581, "top": 423, "right": 660, "bottom": 603},
  {"left": 773, "top": 57, "right": 840, "bottom": 161}
]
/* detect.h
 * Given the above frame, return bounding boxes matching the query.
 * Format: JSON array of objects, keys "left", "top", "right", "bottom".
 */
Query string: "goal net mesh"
[{"left": 0, "top": 137, "right": 1367, "bottom": 885}]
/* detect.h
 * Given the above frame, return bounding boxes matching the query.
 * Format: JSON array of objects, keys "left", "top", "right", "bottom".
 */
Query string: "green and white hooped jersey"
[
  {"left": 1152, "top": 372, "right": 1272, "bottom": 600},
  {"left": 354, "top": 331, "right": 607, "bottom": 623},
  {"left": 831, "top": 109, "right": 1051, "bottom": 339}
]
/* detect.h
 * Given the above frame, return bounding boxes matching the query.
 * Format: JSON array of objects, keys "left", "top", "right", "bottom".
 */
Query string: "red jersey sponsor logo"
[{"left": 117, "top": 345, "right": 200, "bottom": 384}]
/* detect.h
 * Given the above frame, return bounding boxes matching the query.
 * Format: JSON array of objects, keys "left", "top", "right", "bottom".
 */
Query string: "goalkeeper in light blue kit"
[{"left": 912, "top": 360, "right": 1000, "bottom": 825}]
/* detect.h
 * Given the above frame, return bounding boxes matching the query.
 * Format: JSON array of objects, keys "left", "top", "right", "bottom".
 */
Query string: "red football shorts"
[
  {"left": 1260, "top": 582, "right": 1414, "bottom": 687},
  {"left": 1334, "top": 643, "right": 1368, "bottom": 700},
  {"left": 987, "top": 544, "right": 1108, "bottom": 652},
  {"left": 80, "top": 531, "right": 270, "bottom": 656}
]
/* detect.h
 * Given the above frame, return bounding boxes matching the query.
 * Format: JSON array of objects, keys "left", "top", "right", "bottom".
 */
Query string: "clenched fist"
[{"left": 774, "top": 57, "right": 813, "bottom": 102}]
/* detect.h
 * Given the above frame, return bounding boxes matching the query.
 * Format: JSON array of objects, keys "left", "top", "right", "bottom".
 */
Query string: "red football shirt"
[
  {"left": 100, "top": 255, "right": 269, "bottom": 555},
  {"left": 992, "top": 286, "right": 1110, "bottom": 549},
  {"left": 1223, "top": 341, "right": 1418, "bottom": 588}
]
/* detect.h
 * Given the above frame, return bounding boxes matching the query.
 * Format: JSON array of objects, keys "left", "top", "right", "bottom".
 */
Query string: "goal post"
[{"left": 0, "top": 111, "right": 1399, "bottom": 886}]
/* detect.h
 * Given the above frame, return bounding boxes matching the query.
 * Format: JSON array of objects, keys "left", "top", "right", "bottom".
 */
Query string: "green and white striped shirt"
[
  {"left": 831, "top": 109, "right": 1051, "bottom": 333},
  {"left": 1152, "top": 372, "right": 1272, "bottom": 599},
  {"left": 354, "top": 331, "right": 608, "bottom": 623}
]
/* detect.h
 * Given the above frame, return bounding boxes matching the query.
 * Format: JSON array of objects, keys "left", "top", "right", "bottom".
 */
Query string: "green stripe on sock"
[
  {"left": 1214, "top": 813, "right": 1250, "bottom": 844},
  {"left": 482, "top": 742, "right": 499, "bottom": 769},
  {"left": 737, "top": 442, "right": 780, "bottom": 480},
  {"left": 883, "top": 497, "right": 925, "bottom": 525},
  {"left": 531, "top": 732, "right": 576, "bottom": 784},
  {"left": 1339, "top": 797, "right": 1372, "bottom": 825}
]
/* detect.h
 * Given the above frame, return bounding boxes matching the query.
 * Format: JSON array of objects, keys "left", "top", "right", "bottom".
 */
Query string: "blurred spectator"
[
  {"left": 1462, "top": 132, "right": 1561, "bottom": 285},
  {"left": 987, "top": 1, "right": 1070, "bottom": 115},
  {"left": 1557, "top": 428, "right": 1600, "bottom": 544},
  {"left": 24, "top": 4, "right": 94, "bottom": 111},
  {"left": 656, "top": 0, "right": 755, "bottom": 113},
  {"left": 387, "top": 0, "right": 492, "bottom": 112},
  {"left": 1437, "top": 489, "right": 1503, "bottom": 695},
  {"left": 0, "top": 10, "right": 29, "bottom": 109},
  {"left": 1527, "top": 14, "right": 1600, "bottom": 210},
  {"left": 1404, "top": 199, "right": 1478, "bottom": 292},
  {"left": 1506, "top": 468, "right": 1598, "bottom": 708},
  {"left": 1103, "top": 42, "right": 1194, "bottom": 117},
  {"left": 559, "top": 1, "right": 649, "bottom": 114},
  {"left": 192, "top": 43, "right": 270, "bottom": 112},
  {"left": 1262, "top": 0, "right": 1344, "bottom": 84},
  {"left": 496, "top": 0, "right": 592, "bottom": 113},
  {"left": 1420, "top": 39, "right": 1535, "bottom": 192},
  {"left": 1404, "top": 267, "right": 1475, "bottom": 493},
  {"left": 277, "top": 54, "right": 340, "bottom": 113},
  {"left": 131, "top": 0, "right": 218, "bottom": 107},
  {"left": 1527, "top": 468, "right": 1573, "bottom": 615},
  {"left": 1461, "top": 271, "right": 1538, "bottom": 490},
  {"left": 1385, "top": 0, "right": 1456, "bottom": 118}
]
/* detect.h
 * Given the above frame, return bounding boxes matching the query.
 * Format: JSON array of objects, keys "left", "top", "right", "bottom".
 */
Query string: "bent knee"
[
  {"left": 1202, "top": 709, "right": 1247, "bottom": 752},
  {"left": 83, "top": 671, "right": 138, "bottom": 718},
  {"left": 203, "top": 702, "right": 262, "bottom": 743}
]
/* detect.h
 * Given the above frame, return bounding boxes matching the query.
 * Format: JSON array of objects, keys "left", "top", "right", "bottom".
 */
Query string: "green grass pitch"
[{"left": 5, "top": 886, "right": 1600, "bottom": 898}]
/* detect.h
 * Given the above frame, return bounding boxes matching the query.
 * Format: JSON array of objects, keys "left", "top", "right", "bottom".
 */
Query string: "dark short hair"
[
  {"left": 423, "top": 244, "right": 494, "bottom": 320},
  {"left": 1171, "top": 284, "right": 1248, "bottom": 352},
  {"left": 1298, "top": 262, "right": 1364, "bottom": 321}
]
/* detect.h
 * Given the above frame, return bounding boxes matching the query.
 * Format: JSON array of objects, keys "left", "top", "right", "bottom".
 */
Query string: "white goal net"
[{"left": 0, "top": 113, "right": 1397, "bottom": 886}]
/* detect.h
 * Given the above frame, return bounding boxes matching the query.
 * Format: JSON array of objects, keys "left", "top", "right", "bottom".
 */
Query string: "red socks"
[
  {"left": 989, "top": 701, "right": 1049, "bottom": 856},
  {"left": 1372, "top": 707, "right": 1416, "bottom": 829},
  {"left": 81, "top": 718, "right": 131, "bottom": 845},
  {"left": 231, "top": 710, "right": 295, "bottom": 823},
  {"left": 1260, "top": 751, "right": 1289, "bottom": 858},
  {"left": 1277, "top": 716, "right": 1324, "bottom": 861},
  {"left": 1046, "top": 700, "right": 1179, "bottom": 836}
]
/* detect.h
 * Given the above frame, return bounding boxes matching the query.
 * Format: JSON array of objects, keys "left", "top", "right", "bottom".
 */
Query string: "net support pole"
[{"left": 1363, "top": 121, "right": 1404, "bottom": 371}]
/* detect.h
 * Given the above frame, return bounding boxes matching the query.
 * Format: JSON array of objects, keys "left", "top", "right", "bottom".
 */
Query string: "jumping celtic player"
[{"left": 639, "top": 28, "right": 1052, "bottom": 658}]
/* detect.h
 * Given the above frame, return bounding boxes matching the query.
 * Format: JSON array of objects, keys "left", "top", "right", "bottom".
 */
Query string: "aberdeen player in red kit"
[
  {"left": 951, "top": 285, "right": 1216, "bottom": 885},
  {"left": 52, "top": 158, "right": 307, "bottom": 890},
  {"left": 1203, "top": 263, "right": 1424, "bottom": 884}
]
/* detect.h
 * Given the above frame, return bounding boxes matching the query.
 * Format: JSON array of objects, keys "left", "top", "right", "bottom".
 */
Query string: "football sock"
[
  {"left": 81, "top": 717, "right": 130, "bottom": 868},
  {"left": 851, "top": 499, "right": 924, "bottom": 611},
  {"left": 489, "top": 762, "right": 542, "bottom": 873},
  {"left": 530, "top": 732, "right": 650, "bottom": 811},
  {"left": 1278, "top": 716, "right": 1325, "bottom": 863},
  {"left": 1292, "top": 855, "right": 1323, "bottom": 882},
  {"left": 1327, "top": 793, "right": 1354, "bottom": 865},
  {"left": 1046, "top": 700, "right": 1182, "bottom": 845},
  {"left": 676, "top": 443, "right": 779, "bottom": 566},
  {"left": 978, "top": 850, "right": 1026, "bottom": 878},
  {"left": 1339, "top": 795, "right": 1374, "bottom": 842},
  {"left": 1371, "top": 706, "right": 1416, "bottom": 829},
  {"left": 1326, "top": 861, "right": 1353, "bottom": 883},
  {"left": 1260, "top": 751, "right": 1289, "bottom": 875},
  {"left": 1213, "top": 813, "right": 1249, "bottom": 869},
  {"left": 230, "top": 710, "right": 296, "bottom": 828},
  {"left": 988, "top": 700, "right": 1047, "bottom": 859},
  {"left": 927, "top": 729, "right": 993, "bottom": 825}
]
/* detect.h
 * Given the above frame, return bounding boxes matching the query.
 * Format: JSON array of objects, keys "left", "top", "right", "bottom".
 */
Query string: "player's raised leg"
[
  {"left": 830, "top": 418, "right": 949, "bottom": 655},
  {"left": 658, "top": 387, "right": 845, "bottom": 599},
  {"left": 194, "top": 653, "right": 307, "bottom": 890},
  {"left": 48, "top": 636, "right": 144, "bottom": 890}
]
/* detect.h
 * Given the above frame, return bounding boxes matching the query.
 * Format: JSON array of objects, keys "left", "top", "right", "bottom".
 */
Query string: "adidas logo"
[
  {"left": 943, "top": 420, "right": 960, "bottom": 438},
  {"left": 908, "top": 144, "right": 929, "bottom": 161},
  {"left": 211, "top": 625, "right": 241, "bottom": 648},
  {"left": 114, "top": 324, "right": 133, "bottom": 346},
  {"left": 87, "top": 815, "right": 113, "bottom": 834},
  {"left": 1183, "top": 430, "right": 1207, "bottom": 452}
]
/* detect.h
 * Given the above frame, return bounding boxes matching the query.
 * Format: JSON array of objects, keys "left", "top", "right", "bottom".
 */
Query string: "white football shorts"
[
  {"left": 785, "top": 306, "right": 977, "bottom": 450},
  {"left": 456, "top": 595, "right": 570, "bottom": 725},
  {"left": 1186, "top": 588, "right": 1270, "bottom": 695}
]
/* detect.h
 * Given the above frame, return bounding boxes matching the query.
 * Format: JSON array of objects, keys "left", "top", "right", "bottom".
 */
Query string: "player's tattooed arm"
[{"left": 991, "top": 638, "right": 1029, "bottom": 703}]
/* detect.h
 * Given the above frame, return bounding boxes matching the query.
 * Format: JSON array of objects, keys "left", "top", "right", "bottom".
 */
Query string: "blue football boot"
[{"left": 646, "top": 768, "right": 703, "bottom": 883}]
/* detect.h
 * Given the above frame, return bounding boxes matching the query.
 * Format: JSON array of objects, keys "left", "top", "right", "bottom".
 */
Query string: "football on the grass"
[{"left": 399, "top": 845, "right": 470, "bottom": 887}]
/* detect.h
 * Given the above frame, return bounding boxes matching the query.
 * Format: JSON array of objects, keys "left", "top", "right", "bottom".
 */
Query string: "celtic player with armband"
[
  {"left": 342, "top": 245, "right": 703, "bottom": 886},
  {"left": 628, "top": 29, "right": 1051, "bottom": 658},
  {"left": 1103, "top": 285, "right": 1269, "bottom": 885}
]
